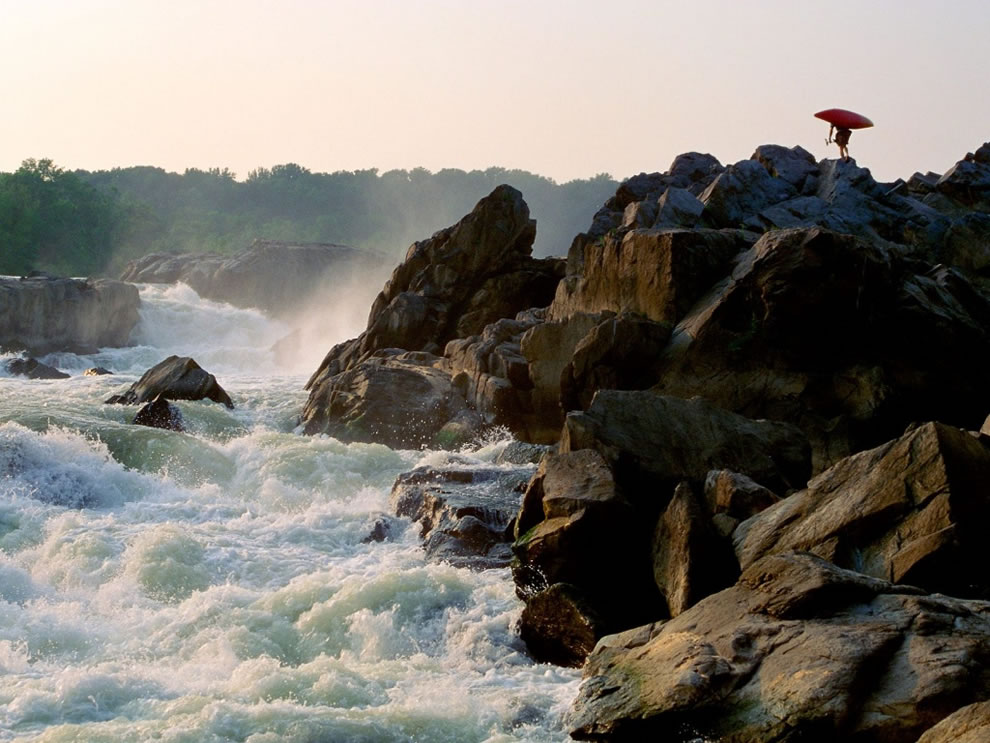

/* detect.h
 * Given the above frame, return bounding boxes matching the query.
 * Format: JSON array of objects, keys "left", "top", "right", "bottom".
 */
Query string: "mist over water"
[{"left": 0, "top": 285, "right": 579, "bottom": 742}]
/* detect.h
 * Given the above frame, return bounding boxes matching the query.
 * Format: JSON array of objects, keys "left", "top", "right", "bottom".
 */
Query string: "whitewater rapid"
[{"left": 0, "top": 284, "right": 579, "bottom": 742}]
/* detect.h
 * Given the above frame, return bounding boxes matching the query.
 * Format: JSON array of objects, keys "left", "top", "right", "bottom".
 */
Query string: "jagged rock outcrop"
[
  {"left": 734, "top": 421, "right": 990, "bottom": 599},
  {"left": 652, "top": 481, "right": 738, "bottom": 618},
  {"left": 389, "top": 463, "right": 532, "bottom": 569},
  {"left": 105, "top": 356, "right": 233, "bottom": 408},
  {"left": 4, "top": 357, "right": 70, "bottom": 380},
  {"left": 307, "top": 185, "right": 561, "bottom": 378},
  {"left": 301, "top": 186, "right": 564, "bottom": 445},
  {"left": 561, "top": 391, "right": 810, "bottom": 496},
  {"left": 119, "top": 240, "right": 383, "bottom": 318},
  {"left": 568, "top": 552, "right": 990, "bottom": 742},
  {"left": 510, "top": 392, "right": 810, "bottom": 665},
  {"left": 133, "top": 395, "right": 185, "bottom": 431},
  {"left": 653, "top": 226, "right": 990, "bottom": 470},
  {"left": 0, "top": 275, "right": 140, "bottom": 355},
  {"left": 512, "top": 448, "right": 657, "bottom": 667}
]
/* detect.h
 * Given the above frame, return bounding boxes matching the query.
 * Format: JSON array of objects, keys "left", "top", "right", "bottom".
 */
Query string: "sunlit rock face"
[
  {"left": 119, "top": 240, "right": 384, "bottom": 319},
  {"left": 0, "top": 274, "right": 140, "bottom": 355}
]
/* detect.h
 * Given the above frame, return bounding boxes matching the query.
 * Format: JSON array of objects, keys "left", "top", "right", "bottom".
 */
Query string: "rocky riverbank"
[
  {"left": 305, "top": 141, "right": 990, "bottom": 740},
  {"left": 0, "top": 273, "right": 140, "bottom": 355},
  {"left": 119, "top": 239, "right": 386, "bottom": 318}
]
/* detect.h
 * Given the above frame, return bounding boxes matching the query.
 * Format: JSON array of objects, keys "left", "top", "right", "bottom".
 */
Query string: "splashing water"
[{"left": 0, "top": 284, "right": 580, "bottom": 742}]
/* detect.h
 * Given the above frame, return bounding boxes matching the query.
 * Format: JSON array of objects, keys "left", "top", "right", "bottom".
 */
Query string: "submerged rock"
[
  {"left": 83, "top": 366, "right": 113, "bottom": 376},
  {"left": 132, "top": 396, "right": 185, "bottom": 432},
  {"left": 389, "top": 463, "right": 532, "bottom": 569},
  {"left": 105, "top": 356, "right": 234, "bottom": 408},
  {"left": 5, "top": 357, "right": 70, "bottom": 380}
]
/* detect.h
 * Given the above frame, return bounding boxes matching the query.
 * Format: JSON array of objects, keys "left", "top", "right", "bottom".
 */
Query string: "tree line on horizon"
[{"left": 0, "top": 158, "right": 618, "bottom": 278}]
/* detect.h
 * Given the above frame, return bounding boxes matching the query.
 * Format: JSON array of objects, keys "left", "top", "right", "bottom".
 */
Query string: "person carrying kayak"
[{"left": 827, "top": 124, "right": 852, "bottom": 162}]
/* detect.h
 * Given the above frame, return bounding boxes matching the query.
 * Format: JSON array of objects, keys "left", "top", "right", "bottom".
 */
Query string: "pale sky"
[{"left": 2, "top": 0, "right": 988, "bottom": 184}]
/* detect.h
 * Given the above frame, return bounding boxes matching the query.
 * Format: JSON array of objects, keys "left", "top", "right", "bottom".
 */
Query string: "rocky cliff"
[
  {"left": 302, "top": 142, "right": 990, "bottom": 741},
  {"left": 120, "top": 239, "right": 384, "bottom": 318},
  {"left": 0, "top": 274, "right": 140, "bottom": 354}
]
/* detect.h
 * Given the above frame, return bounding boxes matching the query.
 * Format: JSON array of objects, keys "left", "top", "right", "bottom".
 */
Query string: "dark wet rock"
[
  {"left": 0, "top": 275, "right": 139, "bottom": 355},
  {"left": 105, "top": 355, "right": 234, "bottom": 408},
  {"left": 559, "top": 313, "right": 672, "bottom": 413},
  {"left": 132, "top": 395, "right": 185, "bottom": 432},
  {"left": 568, "top": 552, "right": 990, "bottom": 742},
  {"left": 518, "top": 583, "right": 608, "bottom": 668},
  {"left": 389, "top": 464, "right": 532, "bottom": 569},
  {"left": 119, "top": 240, "right": 384, "bottom": 318},
  {"left": 652, "top": 481, "right": 738, "bottom": 617},
  {"left": 703, "top": 469, "right": 781, "bottom": 521},
  {"left": 83, "top": 367, "right": 113, "bottom": 376},
  {"left": 734, "top": 421, "right": 990, "bottom": 599},
  {"left": 495, "top": 441, "right": 552, "bottom": 466},
  {"left": 306, "top": 186, "right": 562, "bottom": 381},
  {"left": 511, "top": 449, "right": 665, "bottom": 663},
  {"left": 5, "top": 357, "right": 70, "bottom": 380},
  {"left": 562, "top": 391, "right": 811, "bottom": 497},
  {"left": 361, "top": 517, "right": 395, "bottom": 544}
]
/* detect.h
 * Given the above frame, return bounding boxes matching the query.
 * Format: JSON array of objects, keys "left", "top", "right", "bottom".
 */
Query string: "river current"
[{"left": 0, "top": 284, "right": 579, "bottom": 742}]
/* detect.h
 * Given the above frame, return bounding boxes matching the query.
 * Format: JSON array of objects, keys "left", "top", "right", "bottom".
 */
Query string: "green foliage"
[
  {"left": 0, "top": 159, "right": 120, "bottom": 276},
  {"left": 1, "top": 159, "right": 619, "bottom": 277}
]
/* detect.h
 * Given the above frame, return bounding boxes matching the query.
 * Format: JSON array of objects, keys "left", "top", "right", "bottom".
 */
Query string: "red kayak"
[{"left": 814, "top": 108, "right": 874, "bottom": 130}]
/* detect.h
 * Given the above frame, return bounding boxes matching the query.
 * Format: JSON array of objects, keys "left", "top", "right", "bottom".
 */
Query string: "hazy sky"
[{"left": 2, "top": 0, "right": 988, "bottom": 184}]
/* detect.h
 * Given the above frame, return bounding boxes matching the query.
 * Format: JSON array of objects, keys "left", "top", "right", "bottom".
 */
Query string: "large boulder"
[
  {"left": 0, "top": 275, "right": 140, "bottom": 355},
  {"left": 734, "top": 422, "right": 990, "bottom": 599},
  {"left": 511, "top": 449, "right": 662, "bottom": 666},
  {"left": 561, "top": 391, "right": 811, "bottom": 497},
  {"left": 119, "top": 240, "right": 383, "bottom": 318},
  {"left": 300, "top": 350, "right": 478, "bottom": 449},
  {"left": 654, "top": 226, "right": 990, "bottom": 470},
  {"left": 569, "top": 552, "right": 990, "bottom": 742},
  {"left": 548, "top": 228, "right": 749, "bottom": 325},
  {"left": 105, "top": 356, "right": 234, "bottom": 408},
  {"left": 389, "top": 463, "right": 532, "bottom": 569}
]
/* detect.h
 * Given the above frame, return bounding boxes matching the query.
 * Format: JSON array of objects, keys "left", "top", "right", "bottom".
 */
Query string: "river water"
[{"left": 0, "top": 284, "right": 579, "bottom": 742}]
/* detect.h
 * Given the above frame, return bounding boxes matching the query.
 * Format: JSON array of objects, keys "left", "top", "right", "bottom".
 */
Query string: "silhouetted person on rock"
[{"left": 827, "top": 124, "right": 852, "bottom": 162}]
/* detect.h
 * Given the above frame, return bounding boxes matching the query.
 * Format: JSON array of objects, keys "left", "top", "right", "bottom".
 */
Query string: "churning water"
[{"left": 0, "top": 285, "right": 579, "bottom": 742}]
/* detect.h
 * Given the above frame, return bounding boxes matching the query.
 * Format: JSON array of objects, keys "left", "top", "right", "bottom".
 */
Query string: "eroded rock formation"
[
  {"left": 0, "top": 274, "right": 140, "bottom": 355},
  {"left": 120, "top": 240, "right": 383, "bottom": 318}
]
